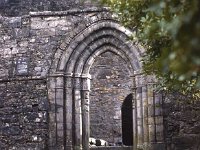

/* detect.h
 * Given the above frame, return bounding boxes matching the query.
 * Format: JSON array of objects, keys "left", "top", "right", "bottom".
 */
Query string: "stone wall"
[
  {"left": 89, "top": 51, "right": 132, "bottom": 145},
  {"left": 0, "top": 0, "right": 100, "bottom": 16},
  {"left": 0, "top": 79, "right": 48, "bottom": 149},
  {"left": 0, "top": 8, "right": 113, "bottom": 149},
  {"left": 0, "top": 3, "right": 199, "bottom": 150},
  {"left": 0, "top": 8, "right": 111, "bottom": 80},
  {"left": 164, "top": 93, "right": 200, "bottom": 150}
]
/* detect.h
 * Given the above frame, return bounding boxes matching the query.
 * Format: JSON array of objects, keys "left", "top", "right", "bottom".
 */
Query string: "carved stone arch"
[
  {"left": 55, "top": 20, "right": 144, "bottom": 73},
  {"left": 73, "top": 39, "right": 136, "bottom": 74},
  {"left": 80, "top": 45, "right": 133, "bottom": 75},
  {"left": 48, "top": 19, "right": 165, "bottom": 150}
]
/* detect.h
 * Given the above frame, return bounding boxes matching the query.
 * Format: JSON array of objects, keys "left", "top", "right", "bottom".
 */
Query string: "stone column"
[
  {"left": 145, "top": 73, "right": 166, "bottom": 150},
  {"left": 135, "top": 74, "right": 144, "bottom": 149},
  {"left": 136, "top": 86, "right": 143, "bottom": 147},
  {"left": 132, "top": 76, "right": 137, "bottom": 150},
  {"left": 147, "top": 84, "right": 156, "bottom": 144},
  {"left": 55, "top": 76, "right": 64, "bottom": 148},
  {"left": 154, "top": 91, "right": 165, "bottom": 149},
  {"left": 48, "top": 76, "right": 57, "bottom": 147},
  {"left": 48, "top": 74, "right": 71, "bottom": 149},
  {"left": 133, "top": 74, "right": 165, "bottom": 150},
  {"left": 81, "top": 75, "right": 91, "bottom": 150},
  {"left": 142, "top": 85, "right": 149, "bottom": 147},
  {"left": 64, "top": 74, "right": 73, "bottom": 149},
  {"left": 73, "top": 75, "right": 82, "bottom": 150}
]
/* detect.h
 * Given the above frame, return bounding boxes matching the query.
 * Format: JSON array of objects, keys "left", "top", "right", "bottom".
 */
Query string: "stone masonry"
[
  {"left": 90, "top": 51, "right": 132, "bottom": 144},
  {"left": 0, "top": 1, "right": 200, "bottom": 150},
  {"left": 0, "top": 80, "right": 48, "bottom": 149}
]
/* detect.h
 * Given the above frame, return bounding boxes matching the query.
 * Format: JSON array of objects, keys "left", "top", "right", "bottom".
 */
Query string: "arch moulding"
[{"left": 47, "top": 20, "right": 165, "bottom": 150}]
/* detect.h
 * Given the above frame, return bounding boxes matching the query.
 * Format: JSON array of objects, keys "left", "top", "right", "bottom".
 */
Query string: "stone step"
[{"left": 90, "top": 146, "right": 133, "bottom": 150}]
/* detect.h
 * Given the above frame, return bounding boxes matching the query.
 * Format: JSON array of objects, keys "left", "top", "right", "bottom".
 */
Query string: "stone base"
[
  {"left": 90, "top": 146, "right": 133, "bottom": 150},
  {"left": 149, "top": 142, "right": 166, "bottom": 150},
  {"left": 137, "top": 142, "right": 166, "bottom": 150}
]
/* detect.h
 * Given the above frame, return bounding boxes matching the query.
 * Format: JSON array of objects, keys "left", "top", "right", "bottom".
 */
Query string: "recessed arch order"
[
  {"left": 48, "top": 19, "right": 160, "bottom": 150},
  {"left": 56, "top": 20, "right": 144, "bottom": 76}
]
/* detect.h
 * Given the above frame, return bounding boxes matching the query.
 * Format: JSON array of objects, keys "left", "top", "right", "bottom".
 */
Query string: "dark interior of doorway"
[{"left": 121, "top": 94, "right": 133, "bottom": 146}]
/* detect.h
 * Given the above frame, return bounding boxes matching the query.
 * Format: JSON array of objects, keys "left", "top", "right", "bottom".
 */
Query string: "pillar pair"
[
  {"left": 48, "top": 74, "right": 91, "bottom": 150},
  {"left": 132, "top": 74, "right": 165, "bottom": 150}
]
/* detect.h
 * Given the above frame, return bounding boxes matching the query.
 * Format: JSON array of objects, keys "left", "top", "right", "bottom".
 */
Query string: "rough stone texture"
[
  {"left": 0, "top": 9, "right": 111, "bottom": 80},
  {"left": 0, "top": 2, "right": 199, "bottom": 150},
  {"left": 89, "top": 51, "right": 132, "bottom": 145},
  {"left": 90, "top": 146, "right": 132, "bottom": 150},
  {"left": 0, "top": 80, "right": 48, "bottom": 150},
  {"left": 0, "top": 8, "right": 114, "bottom": 149},
  {"left": 163, "top": 93, "right": 200, "bottom": 150},
  {"left": 0, "top": 0, "right": 100, "bottom": 16}
]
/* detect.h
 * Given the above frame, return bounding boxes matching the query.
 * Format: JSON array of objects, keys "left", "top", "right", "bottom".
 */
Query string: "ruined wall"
[
  {"left": 0, "top": 8, "right": 112, "bottom": 149},
  {"left": 0, "top": 2, "right": 200, "bottom": 150},
  {"left": 163, "top": 93, "right": 200, "bottom": 150},
  {"left": 0, "top": 8, "right": 111, "bottom": 79},
  {"left": 0, "top": 80, "right": 48, "bottom": 149},
  {"left": 89, "top": 51, "right": 132, "bottom": 145},
  {"left": 0, "top": 0, "right": 99, "bottom": 16}
]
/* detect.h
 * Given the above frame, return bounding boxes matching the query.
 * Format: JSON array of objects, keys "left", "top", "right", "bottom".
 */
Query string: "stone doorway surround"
[{"left": 48, "top": 19, "right": 165, "bottom": 150}]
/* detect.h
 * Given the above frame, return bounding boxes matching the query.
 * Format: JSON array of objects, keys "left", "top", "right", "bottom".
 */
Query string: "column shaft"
[
  {"left": 73, "top": 77, "right": 82, "bottom": 150},
  {"left": 55, "top": 77, "right": 64, "bottom": 148},
  {"left": 142, "top": 86, "right": 149, "bottom": 144},
  {"left": 136, "top": 87, "right": 144, "bottom": 146},
  {"left": 48, "top": 77, "right": 57, "bottom": 147},
  {"left": 154, "top": 91, "right": 164, "bottom": 142},
  {"left": 65, "top": 77, "right": 73, "bottom": 149},
  {"left": 81, "top": 78, "right": 90, "bottom": 150},
  {"left": 148, "top": 85, "right": 156, "bottom": 143},
  {"left": 132, "top": 76, "right": 137, "bottom": 150}
]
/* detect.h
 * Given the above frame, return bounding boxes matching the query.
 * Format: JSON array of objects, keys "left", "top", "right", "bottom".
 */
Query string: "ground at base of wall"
[{"left": 90, "top": 146, "right": 132, "bottom": 150}]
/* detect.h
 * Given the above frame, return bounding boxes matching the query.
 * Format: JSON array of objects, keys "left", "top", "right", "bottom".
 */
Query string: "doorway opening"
[
  {"left": 121, "top": 94, "right": 133, "bottom": 146},
  {"left": 89, "top": 51, "right": 132, "bottom": 147}
]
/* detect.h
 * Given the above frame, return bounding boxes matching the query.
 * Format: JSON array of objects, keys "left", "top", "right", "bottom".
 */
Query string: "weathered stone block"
[
  {"left": 8, "top": 17, "right": 21, "bottom": 28},
  {"left": 15, "top": 57, "right": 29, "bottom": 75},
  {"left": 2, "top": 126, "right": 21, "bottom": 136}
]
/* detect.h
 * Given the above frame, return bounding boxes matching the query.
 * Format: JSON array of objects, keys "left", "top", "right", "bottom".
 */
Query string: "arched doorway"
[
  {"left": 89, "top": 51, "right": 132, "bottom": 146},
  {"left": 48, "top": 19, "right": 165, "bottom": 150}
]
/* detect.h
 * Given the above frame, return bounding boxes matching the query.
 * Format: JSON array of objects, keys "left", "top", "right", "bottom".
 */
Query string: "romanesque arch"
[{"left": 48, "top": 20, "right": 165, "bottom": 150}]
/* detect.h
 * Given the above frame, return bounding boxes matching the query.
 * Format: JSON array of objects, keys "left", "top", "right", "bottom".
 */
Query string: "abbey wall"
[
  {"left": 0, "top": 8, "right": 116, "bottom": 149},
  {"left": 0, "top": 1, "right": 200, "bottom": 150}
]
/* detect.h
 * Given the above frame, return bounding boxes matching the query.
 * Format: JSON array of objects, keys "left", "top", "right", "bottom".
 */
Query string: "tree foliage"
[{"left": 101, "top": 0, "right": 200, "bottom": 97}]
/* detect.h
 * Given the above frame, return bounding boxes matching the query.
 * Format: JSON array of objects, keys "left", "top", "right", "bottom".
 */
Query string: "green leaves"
[{"left": 101, "top": 0, "right": 200, "bottom": 98}]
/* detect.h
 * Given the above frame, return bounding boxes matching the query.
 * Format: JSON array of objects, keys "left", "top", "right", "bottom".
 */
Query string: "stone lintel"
[
  {"left": 0, "top": 76, "right": 47, "bottom": 83},
  {"left": 49, "top": 73, "right": 91, "bottom": 79},
  {"left": 29, "top": 7, "right": 109, "bottom": 17}
]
